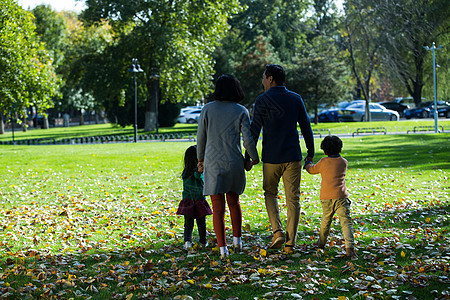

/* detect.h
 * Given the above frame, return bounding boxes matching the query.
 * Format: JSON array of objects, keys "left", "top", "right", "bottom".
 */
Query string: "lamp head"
[
  {"left": 128, "top": 58, "right": 144, "bottom": 73},
  {"left": 150, "top": 68, "right": 160, "bottom": 80}
]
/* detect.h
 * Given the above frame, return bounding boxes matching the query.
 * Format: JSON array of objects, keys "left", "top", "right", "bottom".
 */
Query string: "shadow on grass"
[
  {"left": 341, "top": 134, "right": 450, "bottom": 170},
  {"left": 0, "top": 203, "right": 448, "bottom": 299}
]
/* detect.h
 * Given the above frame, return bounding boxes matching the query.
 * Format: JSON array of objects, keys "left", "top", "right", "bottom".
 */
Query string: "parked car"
[
  {"left": 338, "top": 102, "right": 399, "bottom": 122},
  {"left": 379, "top": 101, "right": 409, "bottom": 118},
  {"left": 404, "top": 101, "right": 450, "bottom": 119},
  {"left": 316, "top": 100, "right": 364, "bottom": 122},
  {"left": 181, "top": 106, "right": 203, "bottom": 113},
  {"left": 177, "top": 108, "right": 203, "bottom": 124},
  {"left": 394, "top": 97, "right": 427, "bottom": 107},
  {"left": 437, "top": 101, "right": 450, "bottom": 118}
]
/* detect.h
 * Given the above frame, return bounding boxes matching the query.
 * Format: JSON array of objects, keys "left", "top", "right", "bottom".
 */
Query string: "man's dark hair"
[
  {"left": 320, "top": 135, "right": 343, "bottom": 155},
  {"left": 265, "top": 64, "right": 285, "bottom": 86},
  {"left": 212, "top": 74, "right": 245, "bottom": 103}
]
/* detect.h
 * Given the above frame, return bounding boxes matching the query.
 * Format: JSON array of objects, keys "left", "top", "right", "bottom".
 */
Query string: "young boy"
[{"left": 304, "top": 135, "right": 356, "bottom": 258}]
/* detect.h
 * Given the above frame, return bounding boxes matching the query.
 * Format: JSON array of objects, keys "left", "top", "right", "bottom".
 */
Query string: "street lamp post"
[
  {"left": 128, "top": 58, "right": 144, "bottom": 143},
  {"left": 149, "top": 69, "right": 160, "bottom": 134},
  {"left": 424, "top": 42, "right": 443, "bottom": 133}
]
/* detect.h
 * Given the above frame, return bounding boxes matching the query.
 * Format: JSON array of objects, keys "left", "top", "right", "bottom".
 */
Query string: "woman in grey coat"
[{"left": 197, "top": 74, "right": 259, "bottom": 259}]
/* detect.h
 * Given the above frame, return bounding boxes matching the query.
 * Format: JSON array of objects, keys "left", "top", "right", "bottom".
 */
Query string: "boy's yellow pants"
[{"left": 319, "top": 198, "right": 355, "bottom": 249}]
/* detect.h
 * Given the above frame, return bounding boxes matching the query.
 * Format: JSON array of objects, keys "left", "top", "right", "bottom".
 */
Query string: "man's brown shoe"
[
  {"left": 268, "top": 230, "right": 285, "bottom": 249},
  {"left": 283, "top": 245, "right": 294, "bottom": 254}
]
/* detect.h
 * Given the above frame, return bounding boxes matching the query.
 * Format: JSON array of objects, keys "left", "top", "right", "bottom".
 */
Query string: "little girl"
[{"left": 177, "top": 145, "right": 212, "bottom": 250}]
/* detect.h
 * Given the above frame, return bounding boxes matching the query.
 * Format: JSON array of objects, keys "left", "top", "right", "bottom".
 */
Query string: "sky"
[
  {"left": 18, "top": 0, "right": 343, "bottom": 14},
  {"left": 18, "top": 0, "right": 86, "bottom": 13}
]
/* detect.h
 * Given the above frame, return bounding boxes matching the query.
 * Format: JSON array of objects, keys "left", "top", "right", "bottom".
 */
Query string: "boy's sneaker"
[
  {"left": 200, "top": 241, "right": 209, "bottom": 249},
  {"left": 183, "top": 241, "right": 192, "bottom": 250}
]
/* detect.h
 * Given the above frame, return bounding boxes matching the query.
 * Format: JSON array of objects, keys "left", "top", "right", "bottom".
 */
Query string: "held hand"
[
  {"left": 305, "top": 156, "right": 313, "bottom": 163},
  {"left": 245, "top": 159, "right": 259, "bottom": 171},
  {"left": 303, "top": 161, "right": 312, "bottom": 170},
  {"left": 197, "top": 161, "right": 204, "bottom": 173},
  {"left": 244, "top": 160, "right": 253, "bottom": 171}
]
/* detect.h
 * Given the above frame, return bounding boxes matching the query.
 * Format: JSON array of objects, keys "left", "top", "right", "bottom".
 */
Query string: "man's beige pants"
[
  {"left": 319, "top": 198, "right": 354, "bottom": 249},
  {"left": 263, "top": 161, "right": 301, "bottom": 246}
]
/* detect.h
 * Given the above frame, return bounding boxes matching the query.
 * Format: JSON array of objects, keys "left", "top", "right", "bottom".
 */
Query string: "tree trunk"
[
  {"left": 43, "top": 116, "right": 49, "bottom": 129},
  {"left": 365, "top": 89, "right": 371, "bottom": 122},
  {"left": 145, "top": 80, "right": 157, "bottom": 132},
  {"left": 80, "top": 111, "right": 84, "bottom": 125},
  {"left": 144, "top": 111, "right": 156, "bottom": 132},
  {"left": 95, "top": 112, "right": 99, "bottom": 124},
  {"left": 412, "top": 51, "right": 425, "bottom": 107},
  {"left": 0, "top": 114, "right": 4, "bottom": 134},
  {"left": 364, "top": 100, "right": 370, "bottom": 122},
  {"left": 314, "top": 105, "right": 318, "bottom": 124},
  {"left": 22, "top": 117, "right": 27, "bottom": 132}
]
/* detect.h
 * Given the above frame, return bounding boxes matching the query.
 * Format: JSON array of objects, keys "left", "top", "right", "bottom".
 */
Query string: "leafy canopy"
[
  {"left": 0, "top": 0, "right": 58, "bottom": 118},
  {"left": 80, "top": 0, "right": 242, "bottom": 105}
]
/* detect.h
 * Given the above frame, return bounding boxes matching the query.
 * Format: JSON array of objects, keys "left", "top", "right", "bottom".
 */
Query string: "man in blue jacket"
[{"left": 247, "top": 64, "right": 314, "bottom": 254}]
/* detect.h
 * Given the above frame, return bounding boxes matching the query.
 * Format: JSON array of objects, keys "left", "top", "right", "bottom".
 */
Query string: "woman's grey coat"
[{"left": 197, "top": 101, "right": 259, "bottom": 196}]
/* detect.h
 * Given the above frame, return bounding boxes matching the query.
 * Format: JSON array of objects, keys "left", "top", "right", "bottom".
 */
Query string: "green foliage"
[
  {"left": 0, "top": 0, "right": 58, "bottom": 119},
  {"left": 158, "top": 101, "right": 181, "bottom": 128},
  {"left": 79, "top": 0, "right": 242, "bottom": 130},
  {"left": 289, "top": 0, "right": 350, "bottom": 123},
  {"left": 342, "top": 0, "right": 382, "bottom": 109},
  {"left": 59, "top": 16, "right": 114, "bottom": 117},
  {"left": 32, "top": 5, "right": 67, "bottom": 67},
  {"left": 233, "top": 34, "right": 280, "bottom": 105},
  {"left": 214, "top": 0, "right": 309, "bottom": 106},
  {"left": 372, "top": 0, "right": 450, "bottom": 106}
]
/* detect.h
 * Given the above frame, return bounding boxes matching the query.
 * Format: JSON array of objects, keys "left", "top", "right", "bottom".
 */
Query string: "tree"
[
  {"left": 213, "top": 0, "right": 309, "bottom": 106},
  {"left": 290, "top": 36, "right": 349, "bottom": 123},
  {"left": 81, "top": 0, "right": 241, "bottom": 131},
  {"left": 374, "top": 0, "right": 450, "bottom": 106},
  {"left": 289, "top": 0, "right": 350, "bottom": 124},
  {"left": 342, "top": 0, "right": 383, "bottom": 121},
  {"left": 60, "top": 16, "right": 113, "bottom": 125},
  {"left": 0, "top": 0, "right": 58, "bottom": 133},
  {"left": 233, "top": 34, "right": 280, "bottom": 106},
  {"left": 32, "top": 5, "right": 68, "bottom": 128},
  {"left": 32, "top": 5, "right": 67, "bottom": 67}
]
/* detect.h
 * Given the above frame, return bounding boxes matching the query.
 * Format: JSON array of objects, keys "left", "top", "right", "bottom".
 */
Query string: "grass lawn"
[{"left": 0, "top": 134, "right": 449, "bottom": 299}]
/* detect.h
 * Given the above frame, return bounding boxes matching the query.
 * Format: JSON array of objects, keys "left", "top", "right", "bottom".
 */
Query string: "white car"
[
  {"left": 177, "top": 107, "right": 203, "bottom": 123},
  {"left": 338, "top": 102, "right": 400, "bottom": 122}
]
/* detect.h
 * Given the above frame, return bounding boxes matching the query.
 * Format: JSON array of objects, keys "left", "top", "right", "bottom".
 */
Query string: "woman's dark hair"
[
  {"left": 212, "top": 74, "right": 245, "bottom": 103},
  {"left": 182, "top": 145, "right": 198, "bottom": 179},
  {"left": 265, "top": 64, "right": 285, "bottom": 86},
  {"left": 320, "top": 135, "right": 343, "bottom": 156}
]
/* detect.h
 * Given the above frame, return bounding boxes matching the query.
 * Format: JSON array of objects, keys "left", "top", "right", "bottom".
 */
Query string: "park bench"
[
  {"left": 407, "top": 125, "right": 444, "bottom": 134},
  {"left": 300, "top": 129, "right": 331, "bottom": 138},
  {"left": 352, "top": 127, "right": 387, "bottom": 137},
  {"left": 312, "top": 129, "right": 331, "bottom": 138}
]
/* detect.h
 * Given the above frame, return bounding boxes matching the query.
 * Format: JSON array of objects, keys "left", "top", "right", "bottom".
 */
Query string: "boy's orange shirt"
[{"left": 305, "top": 156, "right": 349, "bottom": 200}]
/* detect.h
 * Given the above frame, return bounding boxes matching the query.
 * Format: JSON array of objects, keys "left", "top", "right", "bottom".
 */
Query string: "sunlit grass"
[
  {"left": 0, "top": 134, "right": 449, "bottom": 299},
  {"left": 1, "top": 119, "right": 449, "bottom": 142}
]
